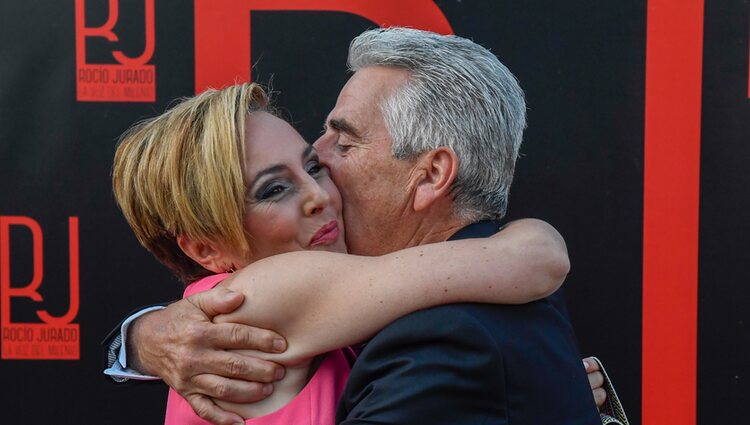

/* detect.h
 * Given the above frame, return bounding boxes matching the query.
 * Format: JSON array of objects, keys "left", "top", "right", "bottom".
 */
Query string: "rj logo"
[
  {"left": 75, "top": 0, "right": 156, "bottom": 102},
  {"left": 0, "top": 217, "right": 80, "bottom": 360}
]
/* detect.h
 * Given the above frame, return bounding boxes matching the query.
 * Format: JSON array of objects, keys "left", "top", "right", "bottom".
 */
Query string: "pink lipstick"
[{"left": 310, "top": 220, "right": 340, "bottom": 247}]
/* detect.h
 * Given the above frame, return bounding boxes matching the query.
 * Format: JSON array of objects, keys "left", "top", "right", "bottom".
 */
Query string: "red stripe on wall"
[{"left": 643, "top": 1, "right": 703, "bottom": 424}]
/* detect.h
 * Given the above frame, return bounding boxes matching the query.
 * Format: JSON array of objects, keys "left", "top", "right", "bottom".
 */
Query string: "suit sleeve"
[
  {"left": 336, "top": 305, "right": 509, "bottom": 425},
  {"left": 101, "top": 303, "right": 171, "bottom": 383}
]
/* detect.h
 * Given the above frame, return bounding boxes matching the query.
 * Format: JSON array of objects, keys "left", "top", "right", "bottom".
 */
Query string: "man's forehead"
[
  {"left": 345, "top": 66, "right": 409, "bottom": 100},
  {"left": 325, "top": 67, "right": 409, "bottom": 132},
  {"left": 324, "top": 87, "right": 374, "bottom": 134}
]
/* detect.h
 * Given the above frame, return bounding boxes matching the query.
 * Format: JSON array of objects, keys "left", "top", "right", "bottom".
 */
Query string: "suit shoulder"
[{"left": 362, "top": 304, "right": 500, "bottom": 353}]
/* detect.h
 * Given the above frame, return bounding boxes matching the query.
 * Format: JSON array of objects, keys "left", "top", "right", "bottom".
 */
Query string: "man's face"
[{"left": 313, "top": 66, "right": 415, "bottom": 256}]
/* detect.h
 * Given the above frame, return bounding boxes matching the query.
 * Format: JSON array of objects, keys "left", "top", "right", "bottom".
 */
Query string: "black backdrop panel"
[
  {"left": 0, "top": 1, "right": 746, "bottom": 424},
  {"left": 698, "top": 1, "right": 750, "bottom": 424}
]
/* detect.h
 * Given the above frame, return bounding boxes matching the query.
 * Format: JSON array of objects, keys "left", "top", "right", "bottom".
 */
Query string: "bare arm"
[
  {"left": 216, "top": 218, "right": 569, "bottom": 364},
  {"left": 125, "top": 289, "right": 286, "bottom": 425}
]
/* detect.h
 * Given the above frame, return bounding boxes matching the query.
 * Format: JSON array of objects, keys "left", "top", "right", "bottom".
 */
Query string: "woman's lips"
[{"left": 310, "top": 220, "right": 340, "bottom": 247}]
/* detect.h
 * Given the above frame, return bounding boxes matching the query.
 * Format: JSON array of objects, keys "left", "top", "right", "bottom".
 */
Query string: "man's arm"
[
  {"left": 104, "top": 286, "right": 288, "bottom": 425},
  {"left": 103, "top": 305, "right": 165, "bottom": 381}
]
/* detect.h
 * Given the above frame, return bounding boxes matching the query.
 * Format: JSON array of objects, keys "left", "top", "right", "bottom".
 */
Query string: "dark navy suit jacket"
[{"left": 336, "top": 221, "right": 600, "bottom": 424}]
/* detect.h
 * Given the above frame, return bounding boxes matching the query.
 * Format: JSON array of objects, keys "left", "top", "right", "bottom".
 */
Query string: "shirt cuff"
[{"left": 103, "top": 306, "right": 165, "bottom": 381}]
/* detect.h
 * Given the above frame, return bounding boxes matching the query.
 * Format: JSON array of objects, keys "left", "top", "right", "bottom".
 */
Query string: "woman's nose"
[{"left": 303, "top": 180, "right": 331, "bottom": 216}]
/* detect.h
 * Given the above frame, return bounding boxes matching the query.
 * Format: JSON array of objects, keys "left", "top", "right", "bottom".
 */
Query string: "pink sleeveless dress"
[{"left": 164, "top": 273, "right": 352, "bottom": 425}]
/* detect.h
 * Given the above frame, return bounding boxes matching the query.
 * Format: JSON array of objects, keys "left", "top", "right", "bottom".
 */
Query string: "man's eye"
[{"left": 336, "top": 143, "right": 352, "bottom": 154}]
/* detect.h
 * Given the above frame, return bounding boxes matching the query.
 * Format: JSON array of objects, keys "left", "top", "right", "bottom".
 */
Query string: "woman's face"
[{"left": 238, "top": 112, "right": 347, "bottom": 264}]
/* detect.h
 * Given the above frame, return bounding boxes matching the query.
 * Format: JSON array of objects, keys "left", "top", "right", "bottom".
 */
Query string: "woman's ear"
[
  {"left": 176, "top": 235, "right": 233, "bottom": 273},
  {"left": 413, "top": 147, "right": 459, "bottom": 212}
]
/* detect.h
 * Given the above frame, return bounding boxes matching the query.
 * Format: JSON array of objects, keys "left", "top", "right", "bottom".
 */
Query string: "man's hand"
[
  {"left": 127, "top": 286, "right": 287, "bottom": 425},
  {"left": 583, "top": 357, "right": 607, "bottom": 408}
]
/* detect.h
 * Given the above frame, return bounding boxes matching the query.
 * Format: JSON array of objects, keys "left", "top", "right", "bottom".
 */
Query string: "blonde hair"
[{"left": 112, "top": 83, "right": 269, "bottom": 282}]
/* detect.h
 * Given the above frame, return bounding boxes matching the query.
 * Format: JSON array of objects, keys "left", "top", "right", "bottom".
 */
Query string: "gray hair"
[{"left": 348, "top": 27, "right": 526, "bottom": 221}]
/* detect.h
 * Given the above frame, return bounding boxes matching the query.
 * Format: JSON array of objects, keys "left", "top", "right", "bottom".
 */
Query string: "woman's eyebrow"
[
  {"left": 302, "top": 144, "right": 315, "bottom": 159},
  {"left": 250, "top": 144, "right": 313, "bottom": 190},
  {"left": 249, "top": 165, "right": 285, "bottom": 188}
]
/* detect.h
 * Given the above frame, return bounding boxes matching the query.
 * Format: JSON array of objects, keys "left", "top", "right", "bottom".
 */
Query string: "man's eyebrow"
[{"left": 327, "top": 118, "right": 361, "bottom": 139}]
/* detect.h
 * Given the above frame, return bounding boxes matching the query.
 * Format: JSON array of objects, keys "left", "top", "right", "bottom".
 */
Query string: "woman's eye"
[
  {"left": 257, "top": 183, "right": 287, "bottom": 200},
  {"left": 306, "top": 160, "right": 324, "bottom": 176}
]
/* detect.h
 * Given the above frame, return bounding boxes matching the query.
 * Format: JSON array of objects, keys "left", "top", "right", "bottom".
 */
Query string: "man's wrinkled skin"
[{"left": 128, "top": 287, "right": 286, "bottom": 425}]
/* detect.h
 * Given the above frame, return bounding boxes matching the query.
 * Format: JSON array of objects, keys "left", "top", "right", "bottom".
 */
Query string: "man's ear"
[
  {"left": 176, "top": 235, "right": 232, "bottom": 273},
  {"left": 413, "top": 147, "right": 459, "bottom": 212}
]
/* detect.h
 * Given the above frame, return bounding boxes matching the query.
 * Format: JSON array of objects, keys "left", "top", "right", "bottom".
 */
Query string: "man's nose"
[{"left": 312, "top": 135, "right": 332, "bottom": 167}]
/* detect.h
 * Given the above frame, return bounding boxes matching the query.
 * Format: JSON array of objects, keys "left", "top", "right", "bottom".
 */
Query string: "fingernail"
[
  {"left": 275, "top": 367, "right": 285, "bottom": 380},
  {"left": 263, "top": 384, "right": 273, "bottom": 396},
  {"left": 273, "top": 338, "right": 286, "bottom": 352},
  {"left": 583, "top": 360, "right": 590, "bottom": 370}
]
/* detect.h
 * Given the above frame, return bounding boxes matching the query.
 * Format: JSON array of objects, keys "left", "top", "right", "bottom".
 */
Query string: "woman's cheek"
[
  {"left": 256, "top": 205, "right": 301, "bottom": 248},
  {"left": 322, "top": 177, "right": 344, "bottom": 214}
]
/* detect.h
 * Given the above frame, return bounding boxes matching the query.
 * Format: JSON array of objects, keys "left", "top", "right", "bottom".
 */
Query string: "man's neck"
[
  {"left": 351, "top": 201, "right": 470, "bottom": 255},
  {"left": 400, "top": 215, "right": 468, "bottom": 249}
]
